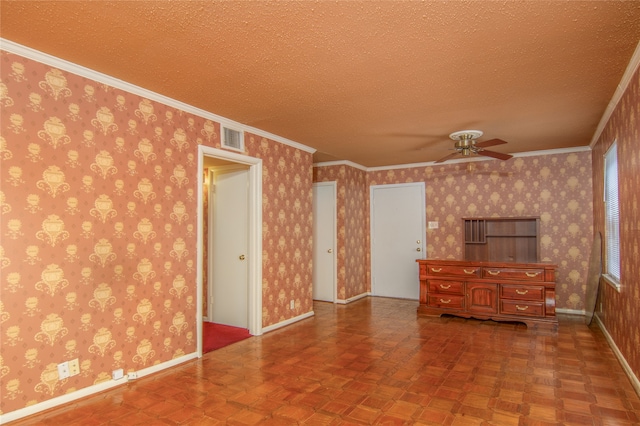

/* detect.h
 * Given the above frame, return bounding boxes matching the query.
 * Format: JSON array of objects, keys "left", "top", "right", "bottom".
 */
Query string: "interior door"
[
  {"left": 210, "top": 166, "right": 249, "bottom": 328},
  {"left": 370, "top": 183, "right": 425, "bottom": 299},
  {"left": 312, "top": 182, "right": 336, "bottom": 302}
]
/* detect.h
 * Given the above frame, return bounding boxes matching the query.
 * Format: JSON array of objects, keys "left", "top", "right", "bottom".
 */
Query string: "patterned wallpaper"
[
  {"left": 367, "top": 151, "right": 595, "bottom": 315},
  {"left": 591, "top": 66, "right": 640, "bottom": 384},
  {"left": 0, "top": 50, "right": 313, "bottom": 415},
  {"left": 246, "top": 132, "right": 314, "bottom": 325},
  {"left": 315, "top": 150, "right": 595, "bottom": 316},
  {"left": 313, "top": 165, "right": 368, "bottom": 301}
]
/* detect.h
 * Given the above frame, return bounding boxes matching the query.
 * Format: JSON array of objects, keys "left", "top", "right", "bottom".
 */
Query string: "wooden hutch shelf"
[
  {"left": 417, "top": 217, "right": 556, "bottom": 328},
  {"left": 464, "top": 217, "right": 540, "bottom": 263}
]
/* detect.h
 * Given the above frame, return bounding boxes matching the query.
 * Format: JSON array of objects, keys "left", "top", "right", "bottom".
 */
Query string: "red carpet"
[{"left": 203, "top": 322, "right": 251, "bottom": 353}]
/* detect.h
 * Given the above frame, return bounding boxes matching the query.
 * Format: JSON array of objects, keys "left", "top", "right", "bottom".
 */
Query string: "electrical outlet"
[
  {"left": 68, "top": 358, "right": 80, "bottom": 376},
  {"left": 290, "top": 300, "right": 295, "bottom": 310},
  {"left": 127, "top": 372, "right": 138, "bottom": 380},
  {"left": 112, "top": 368, "right": 124, "bottom": 380},
  {"left": 57, "top": 361, "right": 70, "bottom": 380}
]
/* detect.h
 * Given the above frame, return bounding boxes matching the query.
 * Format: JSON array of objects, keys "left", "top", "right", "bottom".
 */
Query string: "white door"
[
  {"left": 313, "top": 182, "right": 336, "bottom": 302},
  {"left": 370, "top": 183, "right": 425, "bottom": 299},
  {"left": 210, "top": 166, "right": 249, "bottom": 328}
]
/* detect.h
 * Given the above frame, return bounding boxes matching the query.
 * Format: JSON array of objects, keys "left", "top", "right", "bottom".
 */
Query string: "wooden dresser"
[{"left": 417, "top": 259, "right": 557, "bottom": 328}]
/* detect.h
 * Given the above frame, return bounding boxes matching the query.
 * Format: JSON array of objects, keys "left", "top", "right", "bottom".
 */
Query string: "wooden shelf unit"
[{"left": 463, "top": 217, "right": 540, "bottom": 263}]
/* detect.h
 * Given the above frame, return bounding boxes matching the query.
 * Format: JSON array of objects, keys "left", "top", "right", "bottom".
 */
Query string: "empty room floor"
[{"left": 8, "top": 298, "right": 640, "bottom": 425}]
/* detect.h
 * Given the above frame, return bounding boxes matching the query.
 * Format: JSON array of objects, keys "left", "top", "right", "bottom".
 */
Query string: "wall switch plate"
[
  {"left": 290, "top": 300, "right": 295, "bottom": 310},
  {"left": 428, "top": 221, "right": 439, "bottom": 229},
  {"left": 112, "top": 369, "right": 124, "bottom": 380},
  {"left": 57, "top": 361, "right": 70, "bottom": 380},
  {"left": 68, "top": 358, "right": 80, "bottom": 376}
]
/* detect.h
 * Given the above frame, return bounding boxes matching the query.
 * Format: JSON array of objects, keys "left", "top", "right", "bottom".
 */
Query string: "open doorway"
[{"left": 197, "top": 146, "right": 263, "bottom": 356}]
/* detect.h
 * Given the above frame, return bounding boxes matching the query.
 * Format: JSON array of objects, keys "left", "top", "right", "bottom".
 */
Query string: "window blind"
[{"left": 604, "top": 142, "right": 620, "bottom": 282}]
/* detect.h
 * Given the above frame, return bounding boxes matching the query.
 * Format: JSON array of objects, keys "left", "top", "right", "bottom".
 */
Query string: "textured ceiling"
[{"left": 2, "top": 1, "right": 640, "bottom": 167}]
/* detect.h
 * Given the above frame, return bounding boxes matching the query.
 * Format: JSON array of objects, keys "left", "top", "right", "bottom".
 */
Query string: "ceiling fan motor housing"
[{"left": 451, "top": 130, "right": 483, "bottom": 155}]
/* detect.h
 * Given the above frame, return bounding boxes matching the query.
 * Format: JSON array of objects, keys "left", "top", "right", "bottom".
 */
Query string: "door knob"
[
  {"left": 239, "top": 255, "right": 245, "bottom": 260},
  {"left": 327, "top": 249, "right": 333, "bottom": 253},
  {"left": 416, "top": 248, "right": 421, "bottom": 252}
]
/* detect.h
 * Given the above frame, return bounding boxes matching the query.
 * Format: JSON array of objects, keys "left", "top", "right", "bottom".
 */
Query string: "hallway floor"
[{"left": 8, "top": 298, "right": 640, "bottom": 425}]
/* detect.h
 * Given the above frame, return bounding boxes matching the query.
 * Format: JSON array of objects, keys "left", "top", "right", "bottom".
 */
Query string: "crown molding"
[
  {"left": 0, "top": 38, "right": 315, "bottom": 154},
  {"left": 315, "top": 145, "right": 591, "bottom": 173},
  {"left": 364, "top": 145, "right": 591, "bottom": 172},
  {"left": 2, "top": 37, "right": 610, "bottom": 163},
  {"left": 590, "top": 40, "right": 640, "bottom": 148},
  {"left": 312, "top": 160, "right": 368, "bottom": 171}
]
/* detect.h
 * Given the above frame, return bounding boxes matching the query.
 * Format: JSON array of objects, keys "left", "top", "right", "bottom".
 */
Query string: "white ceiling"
[{"left": 2, "top": 1, "right": 640, "bottom": 167}]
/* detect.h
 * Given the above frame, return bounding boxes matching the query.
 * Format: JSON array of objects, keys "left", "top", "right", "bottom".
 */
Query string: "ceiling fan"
[{"left": 435, "top": 130, "right": 513, "bottom": 163}]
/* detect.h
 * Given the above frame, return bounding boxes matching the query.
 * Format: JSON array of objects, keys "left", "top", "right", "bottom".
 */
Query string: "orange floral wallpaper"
[
  {"left": 369, "top": 152, "right": 593, "bottom": 310},
  {"left": 0, "top": 50, "right": 313, "bottom": 415},
  {"left": 314, "top": 150, "right": 595, "bottom": 315},
  {"left": 245, "top": 132, "right": 314, "bottom": 324},
  {"left": 367, "top": 152, "right": 594, "bottom": 312},
  {"left": 591, "top": 66, "right": 640, "bottom": 383},
  {"left": 313, "top": 165, "right": 368, "bottom": 300}
]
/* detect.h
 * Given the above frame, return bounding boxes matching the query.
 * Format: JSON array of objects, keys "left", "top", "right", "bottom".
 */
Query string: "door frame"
[
  {"left": 197, "top": 146, "right": 263, "bottom": 357},
  {"left": 369, "top": 182, "right": 426, "bottom": 298},
  {"left": 312, "top": 181, "right": 337, "bottom": 302}
]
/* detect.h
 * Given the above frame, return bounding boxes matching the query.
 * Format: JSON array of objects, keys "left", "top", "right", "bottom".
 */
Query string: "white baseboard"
[
  {"left": 0, "top": 353, "right": 198, "bottom": 425},
  {"left": 594, "top": 315, "right": 640, "bottom": 398},
  {"left": 261, "top": 311, "right": 314, "bottom": 333},
  {"left": 336, "top": 292, "right": 370, "bottom": 304},
  {"left": 556, "top": 308, "right": 586, "bottom": 316}
]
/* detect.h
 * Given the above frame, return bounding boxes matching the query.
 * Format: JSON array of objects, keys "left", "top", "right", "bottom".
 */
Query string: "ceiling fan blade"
[
  {"left": 434, "top": 152, "right": 461, "bottom": 163},
  {"left": 479, "top": 150, "right": 513, "bottom": 161},
  {"left": 475, "top": 138, "right": 507, "bottom": 148}
]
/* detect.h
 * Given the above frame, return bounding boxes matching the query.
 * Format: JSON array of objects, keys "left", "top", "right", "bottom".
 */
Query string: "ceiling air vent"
[{"left": 222, "top": 126, "right": 244, "bottom": 152}]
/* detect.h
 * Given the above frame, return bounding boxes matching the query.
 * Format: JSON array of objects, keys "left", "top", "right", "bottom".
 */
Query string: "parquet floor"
[{"left": 8, "top": 297, "right": 640, "bottom": 425}]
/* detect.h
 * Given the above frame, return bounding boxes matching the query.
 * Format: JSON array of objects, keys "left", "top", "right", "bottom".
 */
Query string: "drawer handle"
[
  {"left": 439, "top": 299, "right": 451, "bottom": 304},
  {"left": 431, "top": 268, "right": 442, "bottom": 273},
  {"left": 487, "top": 270, "right": 501, "bottom": 276},
  {"left": 516, "top": 305, "right": 529, "bottom": 311},
  {"left": 525, "top": 272, "right": 540, "bottom": 278},
  {"left": 515, "top": 289, "right": 529, "bottom": 295},
  {"left": 464, "top": 269, "right": 476, "bottom": 275},
  {"left": 439, "top": 284, "right": 451, "bottom": 289}
]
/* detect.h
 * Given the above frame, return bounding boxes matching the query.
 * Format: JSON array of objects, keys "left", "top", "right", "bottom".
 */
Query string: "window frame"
[{"left": 603, "top": 140, "right": 621, "bottom": 291}]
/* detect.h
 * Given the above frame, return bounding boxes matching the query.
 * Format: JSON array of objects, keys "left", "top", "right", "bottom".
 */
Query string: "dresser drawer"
[
  {"left": 482, "top": 267, "right": 544, "bottom": 281},
  {"left": 501, "top": 285, "right": 544, "bottom": 301},
  {"left": 500, "top": 300, "right": 544, "bottom": 317},
  {"left": 426, "top": 264, "right": 480, "bottom": 278},
  {"left": 428, "top": 280, "right": 464, "bottom": 295},
  {"left": 428, "top": 294, "right": 465, "bottom": 309}
]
